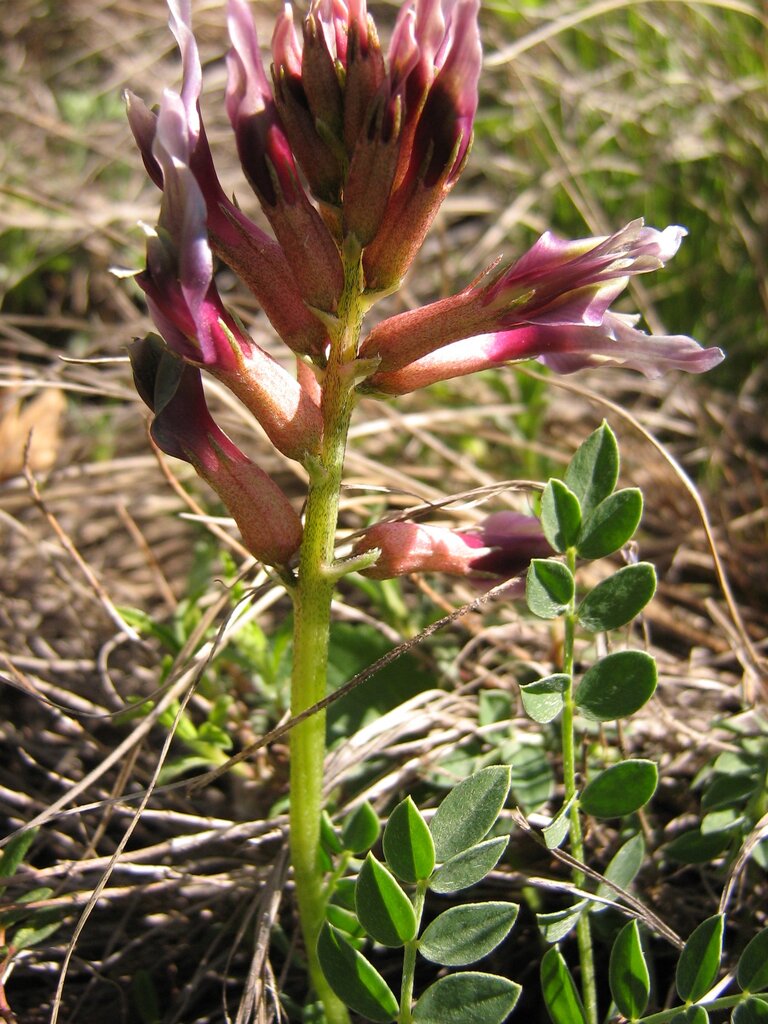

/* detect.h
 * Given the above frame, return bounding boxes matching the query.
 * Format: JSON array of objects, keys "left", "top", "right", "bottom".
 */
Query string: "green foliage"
[
  {"left": 419, "top": 903, "right": 519, "bottom": 967},
  {"left": 429, "top": 837, "right": 509, "bottom": 894},
  {"left": 733, "top": 998, "right": 768, "bottom": 1023},
  {"left": 317, "top": 924, "right": 399, "bottom": 1022},
  {"left": 595, "top": 835, "right": 645, "bottom": 907},
  {"left": 576, "top": 489, "right": 643, "bottom": 560},
  {"left": 609, "top": 920, "right": 650, "bottom": 1020},
  {"left": 541, "top": 479, "right": 582, "bottom": 552},
  {"left": 520, "top": 674, "right": 568, "bottom": 724},
  {"left": 576, "top": 563, "right": 657, "bottom": 633},
  {"left": 676, "top": 914, "right": 724, "bottom": 1003},
  {"left": 564, "top": 422, "right": 619, "bottom": 518},
  {"left": 355, "top": 855, "right": 418, "bottom": 947},
  {"left": 664, "top": 718, "right": 768, "bottom": 868},
  {"left": 738, "top": 930, "right": 768, "bottom": 993},
  {"left": 383, "top": 797, "right": 435, "bottom": 884},
  {"left": 429, "top": 766, "right": 511, "bottom": 862},
  {"left": 580, "top": 760, "right": 658, "bottom": 819},
  {"left": 342, "top": 802, "right": 380, "bottom": 855},
  {"left": 575, "top": 652, "right": 657, "bottom": 722},
  {"left": 412, "top": 973, "right": 521, "bottom": 1023},
  {"left": 526, "top": 560, "right": 575, "bottom": 619},
  {"left": 0, "top": 829, "right": 63, "bottom": 960},
  {"left": 320, "top": 769, "right": 519, "bottom": 1022},
  {"left": 540, "top": 947, "right": 588, "bottom": 1024}
]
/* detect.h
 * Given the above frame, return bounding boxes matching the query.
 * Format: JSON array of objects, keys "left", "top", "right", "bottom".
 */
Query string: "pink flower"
[
  {"left": 353, "top": 512, "right": 551, "bottom": 580},
  {"left": 361, "top": 0, "right": 482, "bottom": 291},
  {"left": 126, "top": 2, "right": 328, "bottom": 356},
  {"left": 361, "top": 220, "right": 724, "bottom": 392},
  {"left": 129, "top": 337, "right": 303, "bottom": 568},
  {"left": 137, "top": 90, "right": 323, "bottom": 462},
  {"left": 226, "top": 0, "right": 344, "bottom": 314}
]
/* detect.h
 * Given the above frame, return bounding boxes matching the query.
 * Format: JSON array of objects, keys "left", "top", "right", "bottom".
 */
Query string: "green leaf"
[
  {"left": 564, "top": 422, "right": 620, "bottom": 517},
  {"left": 355, "top": 854, "right": 417, "bottom": 947},
  {"left": 576, "top": 488, "right": 643, "bottom": 560},
  {"left": 543, "top": 796, "right": 576, "bottom": 850},
  {"left": 11, "top": 917, "right": 63, "bottom": 952},
  {"left": 595, "top": 834, "right": 645, "bottom": 906},
  {"left": 664, "top": 829, "right": 732, "bottom": 864},
  {"left": 701, "top": 774, "right": 756, "bottom": 813},
  {"left": 419, "top": 903, "right": 519, "bottom": 967},
  {"left": 540, "top": 947, "right": 588, "bottom": 1024},
  {"left": 574, "top": 651, "right": 657, "bottom": 721},
  {"left": 737, "top": 928, "right": 768, "bottom": 991},
  {"left": 733, "top": 997, "right": 768, "bottom": 1023},
  {"left": 317, "top": 924, "right": 398, "bottom": 1022},
  {"left": 520, "top": 674, "right": 569, "bottom": 724},
  {"left": 676, "top": 914, "right": 725, "bottom": 1002},
  {"left": 429, "top": 836, "right": 509, "bottom": 894},
  {"left": 526, "top": 560, "right": 575, "bottom": 619},
  {"left": 507, "top": 742, "right": 555, "bottom": 812},
  {"left": 412, "top": 972, "right": 521, "bottom": 1024},
  {"left": 541, "top": 479, "right": 582, "bottom": 552},
  {"left": 430, "top": 766, "right": 511, "bottom": 862},
  {"left": 0, "top": 828, "right": 37, "bottom": 882},
  {"left": 383, "top": 797, "right": 435, "bottom": 883},
  {"left": 580, "top": 760, "right": 658, "bottom": 818},
  {"left": 321, "top": 811, "right": 343, "bottom": 856},
  {"left": 331, "top": 878, "right": 357, "bottom": 911},
  {"left": 342, "top": 802, "right": 380, "bottom": 854},
  {"left": 326, "top": 622, "right": 433, "bottom": 743},
  {"left": 609, "top": 920, "right": 650, "bottom": 1019},
  {"left": 670, "top": 1007, "right": 709, "bottom": 1024},
  {"left": 326, "top": 904, "right": 365, "bottom": 940},
  {"left": 701, "top": 808, "right": 744, "bottom": 836},
  {"left": 577, "top": 563, "right": 657, "bottom": 632},
  {"left": 537, "top": 901, "right": 588, "bottom": 943}
]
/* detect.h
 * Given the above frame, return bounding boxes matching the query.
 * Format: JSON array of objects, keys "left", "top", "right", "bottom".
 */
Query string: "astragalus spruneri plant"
[{"left": 126, "top": 0, "right": 723, "bottom": 1018}]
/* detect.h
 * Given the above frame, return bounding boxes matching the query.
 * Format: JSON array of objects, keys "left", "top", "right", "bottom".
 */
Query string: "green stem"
[
  {"left": 289, "top": 252, "right": 365, "bottom": 1024},
  {"left": 562, "top": 547, "right": 598, "bottom": 1024},
  {"left": 638, "top": 992, "right": 768, "bottom": 1024},
  {"left": 399, "top": 881, "right": 427, "bottom": 1024}
]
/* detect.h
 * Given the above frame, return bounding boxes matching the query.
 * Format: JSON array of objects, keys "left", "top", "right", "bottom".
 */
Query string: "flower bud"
[
  {"left": 226, "top": 0, "right": 344, "bottom": 314},
  {"left": 129, "top": 337, "right": 303, "bottom": 567},
  {"left": 361, "top": 0, "right": 482, "bottom": 291},
  {"left": 353, "top": 512, "right": 550, "bottom": 581}
]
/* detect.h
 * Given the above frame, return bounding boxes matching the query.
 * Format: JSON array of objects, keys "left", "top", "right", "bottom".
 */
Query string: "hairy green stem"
[
  {"left": 562, "top": 547, "right": 598, "bottom": 1024},
  {"left": 289, "top": 253, "right": 365, "bottom": 1024},
  {"left": 399, "top": 881, "right": 427, "bottom": 1023}
]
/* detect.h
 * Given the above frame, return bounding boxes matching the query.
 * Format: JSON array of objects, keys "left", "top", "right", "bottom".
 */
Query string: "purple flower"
[
  {"left": 126, "top": 1, "right": 328, "bottom": 356},
  {"left": 361, "top": 0, "right": 482, "bottom": 291},
  {"left": 226, "top": 0, "right": 344, "bottom": 314},
  {"left": 136, "top": 89, "right": 323, "bottom": 462},
  {"left": 353, "top": 511, "right": 551, "bottom": 580},
  {"left": 129, "top": 337, "right": 303, "bottom": 568},
  {"left": 361, "top": 220, "right": 724, "bottom": 392}
]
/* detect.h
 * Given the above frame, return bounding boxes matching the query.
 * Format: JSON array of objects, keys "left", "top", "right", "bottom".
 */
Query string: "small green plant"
[
  {"left": 665, "top": 712, "right": 768, "bottom": 868},
  {"left": 523, "top": 422, "right": 659, "bottom": 1023},
  {"left": 0, "top": 830, "right": 63, "bottom": 1021},
  {"left": 318, "top": 767, "right": 520, "bottom": 1023}
]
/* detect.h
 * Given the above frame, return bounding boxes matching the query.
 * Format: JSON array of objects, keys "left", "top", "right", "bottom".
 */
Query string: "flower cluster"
[{"left": 128, "top": 0, "right": 723, "bottom": 574}]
